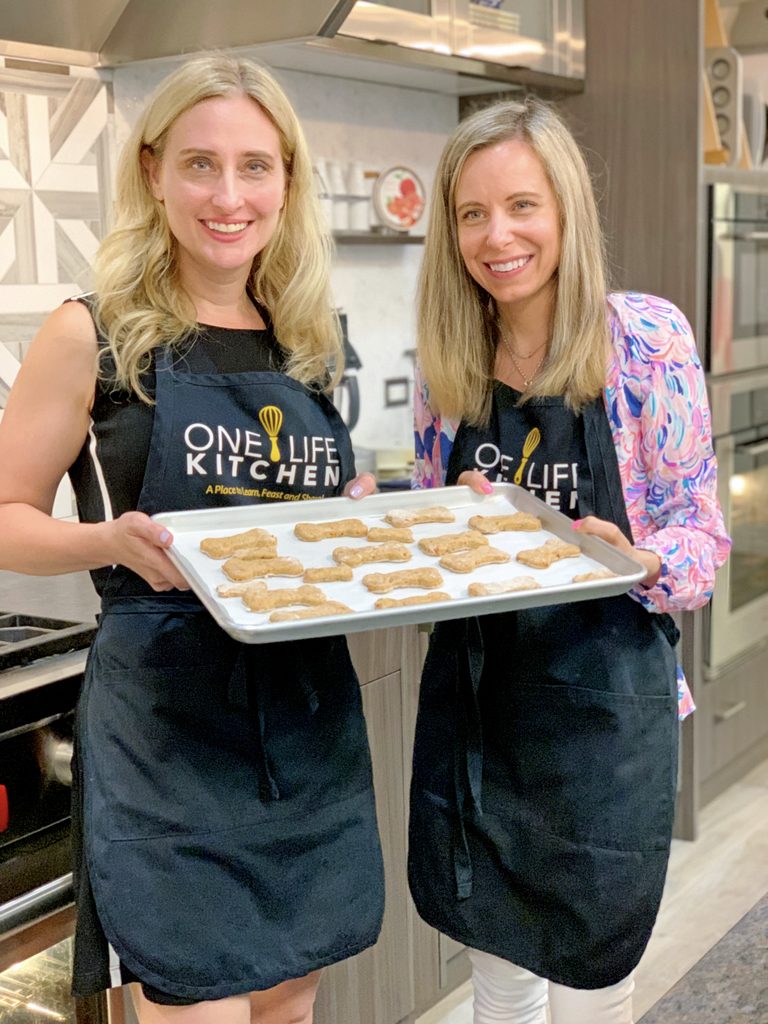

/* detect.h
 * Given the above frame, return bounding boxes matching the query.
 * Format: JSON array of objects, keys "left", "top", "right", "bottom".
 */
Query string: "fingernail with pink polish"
[
  {"left": 349, "top": 484, "right": 363, "bottom": 498},
  {"left": 481, "top": 480, "right": 493, "bottom": 494},
  {"left": 159, "top": 529, "right": 171, "bottom": 544},
  {"left": 571, "top": 519, "right": 582, "bottom": 529}
]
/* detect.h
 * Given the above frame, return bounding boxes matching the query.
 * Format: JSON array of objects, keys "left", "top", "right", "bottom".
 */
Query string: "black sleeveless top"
[{"left": 67, "top": 302, "right": 285, "bottom": 593}]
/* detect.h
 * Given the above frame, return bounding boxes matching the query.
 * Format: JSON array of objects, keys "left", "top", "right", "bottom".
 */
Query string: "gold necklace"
[{"left": 499, "top": 332, "right": 547, "bottom": 389}]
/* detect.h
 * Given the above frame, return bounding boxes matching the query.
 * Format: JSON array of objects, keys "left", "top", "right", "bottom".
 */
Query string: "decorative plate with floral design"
[{"left": 373, "top": 166, "right": 426, "bottom": 231}]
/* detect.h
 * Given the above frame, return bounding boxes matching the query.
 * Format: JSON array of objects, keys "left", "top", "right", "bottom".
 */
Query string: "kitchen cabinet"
[{"left": 313, "top": 624, "right": 470, "bottom": 1024}]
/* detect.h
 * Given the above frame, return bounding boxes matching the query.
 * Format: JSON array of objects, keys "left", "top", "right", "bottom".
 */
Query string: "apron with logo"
[
  {"left": 72, "top": 346, "right": 385, "bottom": 1001},
  {"left": 408, "top": 383, "right": 679, "bottom": 989}
]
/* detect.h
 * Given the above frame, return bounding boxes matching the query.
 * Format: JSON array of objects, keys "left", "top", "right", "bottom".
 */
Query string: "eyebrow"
[
  {"left": 177, "top": 148, "right": 277, "bottom": 160},
  {"left": 456, "top": 191, "right": 543, "bottom": 213}
]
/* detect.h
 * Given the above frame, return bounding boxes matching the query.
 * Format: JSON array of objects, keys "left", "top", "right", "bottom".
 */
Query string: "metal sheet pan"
[{"left": 152, "top": 484, "right": 647, "bottom": 643}]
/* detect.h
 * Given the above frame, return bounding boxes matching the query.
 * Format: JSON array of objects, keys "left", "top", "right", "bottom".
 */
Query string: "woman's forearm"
[{"left": 0, "top": 503, "right": 114, "bottom": 575}]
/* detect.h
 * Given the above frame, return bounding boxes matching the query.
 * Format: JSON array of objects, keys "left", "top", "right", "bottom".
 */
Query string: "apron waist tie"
[
  {"left": 228, "top": 651, "right": 281, "bottom": 802},
  {"left": 452, "top": 618, "right": 485, "bottom": 901}
]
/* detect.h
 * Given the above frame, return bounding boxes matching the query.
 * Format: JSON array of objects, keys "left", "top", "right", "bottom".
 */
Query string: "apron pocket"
[
  {"left": 82, "top": 637, "right": 373, "bottom": 842},
  {"left": 481, "top": 682, "right": 678, "bottom": 851}
]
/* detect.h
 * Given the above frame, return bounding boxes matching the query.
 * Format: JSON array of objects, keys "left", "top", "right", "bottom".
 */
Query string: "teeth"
[
  {"left": 205, "top": 221, "right": 248, "bottom": 233},
  {"left": 489, "top": 256, "right": 529, "bottom": 272}
]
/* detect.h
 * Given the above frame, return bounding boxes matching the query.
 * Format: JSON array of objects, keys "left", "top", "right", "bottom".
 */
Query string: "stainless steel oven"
[
  {"left": 0, "top": 612, "right": 97, "bottom": 1023},
  {"left": 707, "top": 179, "right": 768, "bottom": 377},
  {"left": 705, "top": 369, "right": 768, "bottom": 673}
]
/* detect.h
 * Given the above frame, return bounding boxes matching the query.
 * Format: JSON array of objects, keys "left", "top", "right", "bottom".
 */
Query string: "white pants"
[{"left": 469, "top": 949, "right": 635, "bottom": 1024}]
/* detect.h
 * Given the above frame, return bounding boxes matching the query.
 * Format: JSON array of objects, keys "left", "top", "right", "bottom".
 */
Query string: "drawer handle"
[{"left": 715, "top": 700, "right": 747, "bottom": 723}]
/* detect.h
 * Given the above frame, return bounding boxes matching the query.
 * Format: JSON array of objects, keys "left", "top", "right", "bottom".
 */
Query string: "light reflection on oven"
[
  {"left": 0, "top": 938, "right": 74, "bottom": 1021},
  {"left": 728, "top": 460, "right": 768, "bottom": 612}
]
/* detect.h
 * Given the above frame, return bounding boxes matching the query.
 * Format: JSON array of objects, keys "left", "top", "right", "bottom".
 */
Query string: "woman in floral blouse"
[{"left": 407, "top": 98, "right": 730, "bottom": 1024}]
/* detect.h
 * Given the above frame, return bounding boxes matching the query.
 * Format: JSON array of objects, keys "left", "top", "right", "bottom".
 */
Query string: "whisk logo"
[
  {"left": 471, "top": 426, "right": 579, "bottom": 511},
  {"left": 258, "top": 404, "right": 283, "bottom": 462},
  {"left": 181, "top": 404, "right": 342, "bottom": 499}
]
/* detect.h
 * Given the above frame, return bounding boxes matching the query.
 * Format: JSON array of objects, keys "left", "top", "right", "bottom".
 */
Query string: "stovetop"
[{"left": 0, "top": 612, "right": 96, "bottom": 672}]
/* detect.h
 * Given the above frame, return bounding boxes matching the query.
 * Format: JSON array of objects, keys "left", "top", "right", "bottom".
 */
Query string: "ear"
[{"left": 141, "top": 146, "right": 163, "bottom": 202}]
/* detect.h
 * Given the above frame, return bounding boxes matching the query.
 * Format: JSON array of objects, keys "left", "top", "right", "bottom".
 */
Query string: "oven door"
[
  {"left": 706, "top": 372, "right": 768, "bottom": 673},
  {"left": 709, "top": 184, "right": 768, "bottom": 376}
]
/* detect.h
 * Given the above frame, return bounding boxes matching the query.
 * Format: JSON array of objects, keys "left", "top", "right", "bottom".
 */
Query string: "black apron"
[
  {"left": 408, "top": 385, "right": 679, "bottom": 990},
  {"left": 73, "top": 347, "right": 385, "bottom": 1001}
]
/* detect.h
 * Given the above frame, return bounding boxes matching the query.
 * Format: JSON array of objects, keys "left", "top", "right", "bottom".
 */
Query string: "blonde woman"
[
  {"left": 408, "top": 99, "right": 730, "bottom": 1024},
  {"left": 0, "top": 55, "right": 382, "bottom": 1023}
]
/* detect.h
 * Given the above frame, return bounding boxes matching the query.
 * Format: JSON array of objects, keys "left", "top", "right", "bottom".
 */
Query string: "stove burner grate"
[{"left": 0, "top": 612, "right": 96, "bottom": 671}]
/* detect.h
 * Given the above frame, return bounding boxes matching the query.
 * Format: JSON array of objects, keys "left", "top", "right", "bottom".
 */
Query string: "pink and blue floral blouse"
[{"left": 412, "top": 292, "right": 732, "bottom": 719}]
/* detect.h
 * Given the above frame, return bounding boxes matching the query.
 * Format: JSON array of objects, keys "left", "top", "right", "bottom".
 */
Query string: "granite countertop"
[{"left": 0, "top": 570, "right": 100, "bottom": 623}]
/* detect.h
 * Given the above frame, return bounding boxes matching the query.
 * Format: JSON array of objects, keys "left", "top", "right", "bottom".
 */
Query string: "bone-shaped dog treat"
[
  {"left": 269, "top": 601, "right": 353, "bottom": 622},
  {"left": 374, "top": 592, "right": 452, "bottom": 609},
  {"left": 222, "top": 556, "right": 304, "bottom": 581},
  {"left": 417, "top": 531, "right": 489, "bottom": 557},
  {"left": 383, "top": 506, "right": 455, "bottom": 528},
  {"left": 225, "top": 540, "right": 278, "bottom": 560},
  {"left": 294, "top": 518, "right": 368, "bottom": 541},
  {"left": 303, "top": 566, "right": 354, "bottom": 584},
  {"left": 468, "top": 576, "right": 542, "bottom": 597},
  {"left": 439, "top": 547, "right": 510, "bottom": 573},
  {"left": 332, "top": 543, "right": 412, "bottom": 567},
  {"left": 362, "top": 567, "right": 444, "bottom": 594},
  {"left": 242, "top": 584, "right": 327, "bottom": 612},
  {"left": 572, "top": 570, "right": 616, "bottom": 583},
  {"left": 468, "top": 512, "right": 541, "bottom": 534},
  {"left": 366, "top": 526, "right": 414, "bottom": 544},
  {"left": 200, "top": 528, "right": 276, "bottom": 559},
  {"left": 216, "top": 581, "right": 268, "bottom": 598},
  {"left": 516, "top": 539, "right": 580, "bottom": 569}
]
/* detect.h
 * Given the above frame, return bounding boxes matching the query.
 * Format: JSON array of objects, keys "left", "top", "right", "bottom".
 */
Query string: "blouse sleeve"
[
  {"left": 614, "top": 299, "right": 731, "bottom": 613},
  {"left": 412, "top": 362, "right": 458, "bottom": 490}
]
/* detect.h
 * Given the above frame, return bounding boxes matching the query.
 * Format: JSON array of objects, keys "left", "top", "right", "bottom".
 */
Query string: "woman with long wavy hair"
[
  {"left": 0, "top": 54, "right": 383, "bottom": 1024},
  {"left": 408, "top": 98, "right": 730, "bottom": 1024}
]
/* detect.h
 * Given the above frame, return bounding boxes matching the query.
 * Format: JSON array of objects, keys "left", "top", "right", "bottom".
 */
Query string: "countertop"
[{"left": 0, "top": 570, "right": 100, "bottom": 623}]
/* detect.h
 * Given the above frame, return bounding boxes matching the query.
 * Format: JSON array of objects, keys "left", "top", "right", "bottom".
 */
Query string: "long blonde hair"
[
  {"left": 94, "top": 54, "right": 340, "bottom": 401},
  {"left": 418, "top": 97, "right": 609, "bottom": 424}
]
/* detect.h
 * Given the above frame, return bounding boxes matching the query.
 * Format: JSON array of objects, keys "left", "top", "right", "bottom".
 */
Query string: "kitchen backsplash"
[{"left": 0, "top": 53, "right": 459, "bottom": 460}]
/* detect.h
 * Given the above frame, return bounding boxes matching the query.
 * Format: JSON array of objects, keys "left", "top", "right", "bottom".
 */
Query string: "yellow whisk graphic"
[
  {"left": 513, "top": 427, "right": 541, "bottom": 485},
  {"left": 258, "top": 405, "right": 283, "bottom": 462}
]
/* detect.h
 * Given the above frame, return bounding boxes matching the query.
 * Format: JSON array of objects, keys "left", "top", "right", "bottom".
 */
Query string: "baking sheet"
[{"left": 152, "top": 484, "right": 646, "bottom": 644}]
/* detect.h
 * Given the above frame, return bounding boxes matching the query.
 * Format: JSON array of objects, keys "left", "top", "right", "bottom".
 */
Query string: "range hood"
[{"left": 0, "top": 1, "right": 584, "bottom": 97}]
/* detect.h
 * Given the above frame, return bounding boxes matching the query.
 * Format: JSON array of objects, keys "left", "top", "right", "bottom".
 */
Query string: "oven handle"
[
  {"left": 722, "top": 230, "right": 768, "bottom": 242},
  {"left": 735, "top": 438, "right": 768, "bottom": 457},
  {"left": 0, "top": 873, "right": 72, "bottom": 934}
]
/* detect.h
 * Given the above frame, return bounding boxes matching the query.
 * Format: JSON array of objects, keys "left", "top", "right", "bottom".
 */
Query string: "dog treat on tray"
[
  {"left": 332, "top": 542, "right": 412, "bottom": 567},
  {"left": 468, "top": 576, "right": 542, "bottom": 597},
  {"left": 418, "top": 531, "right": 489, "bottom": 557},
  {"left": 224, "top": 539, "right": 278, "bottom": 560},
  {"left": 269, "top": 601, "right": 353, "bottom": 622},
  {"left": 383, "top": 505, "right": 455, "bottom": 528},
  {"left": 361, "top": 567, "right": 444, "bottom": 594},
  {"left": 517, "top": 538, "right": 581, "bottom": 569},
  {"left": 375, "top": 592, "right": 452, "bottom": 609},
  {"left": 572, "top": 569, "right": 617, "bottom": 583},
  {"left": 439, "top": 546, "right": 510, "bottom": 573},
  {"left": 294, "top": 518, "right": 368, "bottom": 541},
  {"left": 366, "top": 526, "right": 414, "bottom": 544},
  {"left": 200, "top": 527, "right": 276, "bottom": 559},
  {"left": 216, "top": 581, "right": 268, "bottom": 598},
  {"left": 468, "top": 511, "right": 542, "bottom": 534},
  {"left": 222, "top": 555, "right": 304, "bottom": 581},
  {"left": 242, "top": 584, "right": 327, "bottom": 613},
  {"left": 303, "top": 565, "right": 354, "bottom": 584}
]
